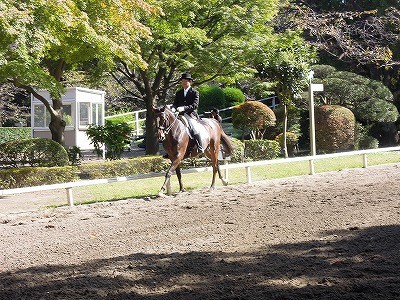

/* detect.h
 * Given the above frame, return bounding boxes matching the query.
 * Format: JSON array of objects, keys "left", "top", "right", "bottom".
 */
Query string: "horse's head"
[{"left": 153, "top": 105, "right": 174, "bottom": 141}]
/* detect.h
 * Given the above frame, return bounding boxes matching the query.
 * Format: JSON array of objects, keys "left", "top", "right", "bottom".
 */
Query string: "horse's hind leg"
[
  {"left": 176, "top": 166, "right": 185, "bottom": 192},
  {"left": 209, "top": 143, "right": 228, "bottom": 189}
]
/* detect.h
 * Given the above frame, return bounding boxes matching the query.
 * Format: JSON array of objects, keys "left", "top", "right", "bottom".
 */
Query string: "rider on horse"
[{"left": 172, "top": 73, "right": 204, "bottom": 153}]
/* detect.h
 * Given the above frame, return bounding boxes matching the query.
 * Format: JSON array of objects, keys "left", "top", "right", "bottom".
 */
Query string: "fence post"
[
  {"left": 309, "top": 159, "right": 315, "bottom": 175},
  {"left": 246, "top": 166, "right": 252, "bottom": 183},
  {"left": 66, "top": 187, "right": 74, "bottom": 207},
  {"left": 363, "top": 153, "right": 368, "bottom": 168},
  {"left": 224, "top": 160, "right": 229, "bottom": 181}
]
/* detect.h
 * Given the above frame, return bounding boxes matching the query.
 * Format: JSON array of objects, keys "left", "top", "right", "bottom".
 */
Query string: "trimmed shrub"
[
  {"left": 78, "top": 156, "right": 169, "bottom": 179},
  {"left": 232, "top": 101, "right": 276, "bottom": 140},
  {"left": 198, "top": 85, "right": 225, "bottom": 113},
  {"left": 312, "top": 64, "right": 336, "bottom": 79},
  {"left": 244, "top": 139, "right": 280, "bottom": 161},
  {"left": 354, "top": 98, "right": 399, "bottom": 123},
  {"left": 0, "top": 138, "right": 69, "bottom": 168},
  {"left": 0, "top": 166, "right": 78, "bottom": 189},
  {"left": 222, "top": 87, "right": 245, "bottom": 108},
  {"left": 315, "top": 105, "right": 355, "bottom": 153}
]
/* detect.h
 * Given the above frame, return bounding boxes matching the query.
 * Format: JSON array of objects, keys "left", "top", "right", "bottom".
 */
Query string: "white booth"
[{"left": 31, "top": 87, "right": 105, "bottom": 150}]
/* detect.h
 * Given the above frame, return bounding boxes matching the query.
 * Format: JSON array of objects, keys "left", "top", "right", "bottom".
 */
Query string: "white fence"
[{"left": 1, "top": 146, "right": 400, "bottom": 207}]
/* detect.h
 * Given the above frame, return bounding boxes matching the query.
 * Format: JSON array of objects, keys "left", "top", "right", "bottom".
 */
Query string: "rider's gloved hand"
[
  {"left": 171, "top": 107, "right": 176, "bottom": 113},
  {"left": 177, "top": 106, "right": 185, "bottom": 112}
]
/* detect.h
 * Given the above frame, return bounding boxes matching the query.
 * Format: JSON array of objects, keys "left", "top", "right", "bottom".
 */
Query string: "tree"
[
  {"left": 289, "top": 2, "right": 400, "bottom": 100},
  {"left": 254, "top": 30, "right": 316, "bottom": 157},
  {"left": 0, "top": 0, "right": 157, "bottom": 145},
  {"left": 111, "top": 0, "right": 279, "bottom": 154}
]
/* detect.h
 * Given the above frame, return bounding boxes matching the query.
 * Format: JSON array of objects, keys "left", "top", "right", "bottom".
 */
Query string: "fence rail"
[{"left": 1, "top": 146, "right": 400, "bottom": 207}]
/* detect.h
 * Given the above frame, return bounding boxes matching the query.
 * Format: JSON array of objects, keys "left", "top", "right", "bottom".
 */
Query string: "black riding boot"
[{"left": 194, "top": 134, "right": 204, "bottom": 153}]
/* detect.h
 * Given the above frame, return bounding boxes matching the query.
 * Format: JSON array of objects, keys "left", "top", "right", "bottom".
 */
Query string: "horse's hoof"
[
  {"left": 221, "top": 179, "right": 228, "bottom": 186},
  {"left": 158, "top": 191, "right": 167, "bottom": 198}
]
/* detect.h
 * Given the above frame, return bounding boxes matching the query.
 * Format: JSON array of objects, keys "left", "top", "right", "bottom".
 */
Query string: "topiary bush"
[
  {"left": 222, "top": 87, "right": 245, "bottom": 108},
  {"left": 315, "top": 105, "right": 355, "bottom": 153},
  {"left": 0, "top": 138, "right": 69, "bottom": 168},
  {"left": 232, "top": 101, "right": 276, "bottom": 140},
  {"left": 198, "top": 85, "right": 225, "bottom": 113},
  {"left": 244, "top": 139, "right": 280, "bottom": 161}
]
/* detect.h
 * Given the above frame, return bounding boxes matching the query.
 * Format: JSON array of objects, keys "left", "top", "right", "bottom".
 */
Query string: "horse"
[{"left": 153, "top": 105, "right": 234, "bottom": 196}]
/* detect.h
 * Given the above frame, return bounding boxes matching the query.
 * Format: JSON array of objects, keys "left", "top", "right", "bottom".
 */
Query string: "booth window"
[
  {"left": 33, "top": 104, "right": 72, "bottom": 128},
  {"left": 79, "top": 102, "right": 103, "bottom": 127}
]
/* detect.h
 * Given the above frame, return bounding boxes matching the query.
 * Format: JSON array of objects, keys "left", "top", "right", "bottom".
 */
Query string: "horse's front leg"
[{"left": 159, "top": 159, "right": 182, "bottom": 196}]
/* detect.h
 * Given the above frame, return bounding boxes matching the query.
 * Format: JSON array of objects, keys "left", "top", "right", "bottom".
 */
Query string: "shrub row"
[{"left": 0, "top": 156, "right": 169, "bottom": 189}]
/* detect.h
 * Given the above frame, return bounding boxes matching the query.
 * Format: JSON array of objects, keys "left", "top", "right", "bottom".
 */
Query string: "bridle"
[{"left": 155, "top": 109, "right": 179, "bottom": 140}]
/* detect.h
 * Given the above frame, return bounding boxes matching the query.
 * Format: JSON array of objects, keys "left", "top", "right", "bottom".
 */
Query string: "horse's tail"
[{"left": 220, "top": 129, "right": 234, "bottom": 157}]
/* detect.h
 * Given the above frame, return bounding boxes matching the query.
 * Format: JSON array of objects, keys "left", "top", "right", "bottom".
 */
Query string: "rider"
[{"left": 173, "top": 73, "right": 204, "bottom": 153}]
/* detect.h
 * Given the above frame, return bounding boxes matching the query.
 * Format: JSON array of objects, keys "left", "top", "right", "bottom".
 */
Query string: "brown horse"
[{"left": 153, "top": 106, "right": 234, "bottom": 196}]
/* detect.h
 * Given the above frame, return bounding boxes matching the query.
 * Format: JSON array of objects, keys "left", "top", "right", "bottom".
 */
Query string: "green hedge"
[
  {"left": 77, "top": 156, "right": 169, "bottom": 179},
  {"left": 0, "top": 127, "right": 31, "bottom": 144},
  {"left": 0, "top": 156, "right": 170, "bottom": 189},
  {"left": 244, "top": 139, "right": 280, "bottom": 161},
  {"left": 0, "top": 166, "right": 79, "bottom": 189}
]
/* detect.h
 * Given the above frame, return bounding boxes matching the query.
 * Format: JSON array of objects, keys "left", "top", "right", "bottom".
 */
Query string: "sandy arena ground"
[{"left": 1, "top": 163, "right": 400, "bottom": 299}]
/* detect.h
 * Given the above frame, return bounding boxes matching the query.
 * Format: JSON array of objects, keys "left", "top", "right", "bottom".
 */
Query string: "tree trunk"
[
  {"left": 49, "top": 98, "right": 66, "bottom": 146},
  {"left": 145, "top": 95, "right": 159, "bottom": 155}
]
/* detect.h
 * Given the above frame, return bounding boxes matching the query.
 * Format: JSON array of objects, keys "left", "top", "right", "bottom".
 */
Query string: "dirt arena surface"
[{"left": 1, "top": 163, "right": 400, "bottom": 299}]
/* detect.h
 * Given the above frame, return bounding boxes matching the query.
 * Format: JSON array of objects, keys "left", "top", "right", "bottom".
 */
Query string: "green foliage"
[
  {"left": 354, "top": 123, "right": 380, "bottom": 150},
  {"left": 222, "top": 87, "right": 245, "bottom": 108},
  {"left": 315, "top": 105, "right": 355, "bottom": 153},
  {"left": 77, "top": 156, "right": 169, "bottom": 179},
  {"left": 275, "top": 132, "right": 299, "bottom": 147},
  {"left": 232, "top": 101, "right": 276, "bottom": 139},
  {"left": 311, "top": 64, "right": 336, "bottom": 79},
  {"left": 198, "top": 85, "right": 225, "bottom": 113},
  {"left": 0, "top": 138, "right": 69, "bottom": 168},
  {"left": 0, "top": 127, "right": 31, "bottom": 144},
  {"left": 275, "top": 132, "right": 299, "bottom": 157},
  {"left": 65, "top": 146, "right": 83, "bottom": 166},
  {"left": 244, "top": 139, "right": 280, "bottom": 160},
  {"left": 86, "top": 121, "right": 131, "bottom": 160},
  {"left": 229, "top": 138, "right": 245, "bottom": 163},
  {"left": 273, "top": 105, "right": 302, "bottom": 134},
  {"left": 354, "top": 98, "right": 399, "bottom": 123},
  {"left": 0, "top": 166, "right": 78, "bottom": 189}
]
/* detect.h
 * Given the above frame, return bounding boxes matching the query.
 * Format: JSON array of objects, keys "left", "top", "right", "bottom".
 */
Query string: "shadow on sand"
[{"left": 1, "top": 225, "right": 400, "bottom": 299}]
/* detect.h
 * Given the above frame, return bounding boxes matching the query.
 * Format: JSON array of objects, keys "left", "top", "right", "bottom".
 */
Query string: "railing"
[
  {"left": 104, "top": 109, "right": 147, "bottom": 138},
  {"left": 1, "top": 145, "right": 399, "bottom": 207}
]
